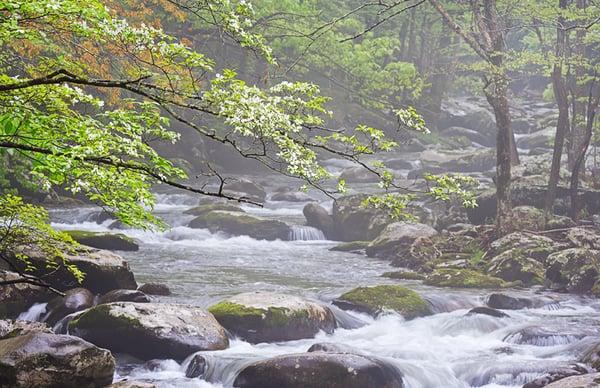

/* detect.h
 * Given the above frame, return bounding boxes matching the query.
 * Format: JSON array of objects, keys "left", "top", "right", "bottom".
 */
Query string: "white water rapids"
[{"left": 42, "top": 188, "right": 600, "bottom": 388}]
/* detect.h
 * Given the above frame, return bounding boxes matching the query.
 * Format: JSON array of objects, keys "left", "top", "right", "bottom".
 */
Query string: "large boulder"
[
  {"left": 0, "top": 320, "right": 52, "bottom": 339},
  {"left": 68, "top": 302, "right": 228, "bottom": 360},
  {"left": 0, "top": 271, "right": 54, "bottom": 319},
  {"left": 138, "top": 282, "right": 171, "bottom": 296},
  {"left": 440, "top": 126, "right": 495, "bottom": 147},
  {"left": 44, "top": 288, "right": 95, "bottom": 326},
  {"left": 545, "top": 248, "right": 600, "bottom": 293},
  {"left": 339, "top": 167, "right": 380, "bottom": 183},
  {"left": 0, "top": 332, "right": 115, "bottom": 388},
  {"left": 486, "top": 293, "right": 557, "bottom": 310},
  {"left": 223, "top": 179, "right": 266, "bottom": 202},
  {"left": 183, "top": 202, "right": 244, "bottom": 217},
  {"left": 65, "top": 230, "right": 139, "bottom": 251},
  {"left": 486, "top": 249, "right": 545, "bottom": 285},
  {"left": 566, "top": 227, "right": 600, "bottom": 250},
  {"left": 333, "top": 285, "right": 431, "bottom": 319},
  {"left": 208, "top": 292, "right": 336, "bottom": 344},
  {"left": 332, "top": 194, "right": 391, "bottom": 242},
  {"left": 516, "top": 127, "right": 554, "bottom": 149},
  {"left": 424, "top": 269, "right": 508, "bottom": 289},
  {"left": 366, "top": 222, "right": 438, "bottom": 259},
  {"left": 188, "top": 211, "right": 290, "bottom": 241},
  {"left": 233, "top": 352, "right": 404, "bottom": 388},
  {"left": 12, "top": 246, "right": 137, "bottom": 294},
  {"left": 489, "top": 232, "right": 555, "bottom": 259},
  {"left": 543, "top": 373, "right": 600, "bottom": 388},
  {"left": 271, "top": 191, "right": 313, "bottom": 202},
  {"left": 303, "top": 203, "right": 335, "bottom": 239}
]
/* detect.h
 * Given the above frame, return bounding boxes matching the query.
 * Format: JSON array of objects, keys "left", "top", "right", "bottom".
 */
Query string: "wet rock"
[
  {"left": 208, "top": 292, "right": 336, "bottom": 344},
  {"left": 98, "top": 289, "right": 150, "bottom": 304},
  {"left": 522, "top": 364, "right": 589, "bottom": 388},
  {"left": 271, "top": 191, "right": 313, "bottom": 202},
  {"left": 440, "top": 98, "right": 497, "bottom": 137},
  {"left": 69, "top": 302, "right": 228, "bottom": 360},
  {"left": 233, "top": 352, "right": 404, "bottom": 388},
  {"left": 504, "top": 326, "right": 586, "bottom": 346},
  {"left": 382, "top": 271, "right": 426, "bottom": 281},
  {"left": 486, "top": 293, "right": 553, "bottom": 310},
  {"left": 183, "top": 202, "right": 244, "bottom": 216},
  {"left": 339, "top": 167, "right": 380, "bottom": 183},
  {"left": 65, "top": 230, "right": 139, "bottom": 251},
  {"left": 486, "top": 249, "right": 545, "bottom": 285},
  {"left": 189, "top": 210, "right": 290, "bottom": 241},
  {"left": 543, "top": 372, "right": 600, "bottom": 388},
  {"left": 0, "top": 271, "right": 54, "bottom": 319},
  {"left": 138, "top": 283, "right": 171, "bottom": 296},
  {"left": 13, "top": 246, "right": 137, "bottom": 294},
  {"left": 44, "top": 287, "right": 95, "bottom": 326},
  {"left": 466, "top": 307, "right": 509, "bottom": 318},
  {"left": 546, "top": 248, "right": 600, "bottom": 293},
  {"left": 108, "top": 381, "right": 157, "bottom": 388},
  {"left": 366, "top": 222, "right": 438, "bottom": 260},
  {"left": 440, "top": 126, "right": 494, "bottom": 147},
  {"left": 330, "top": 241, "right": 370, "bottom": 253},
  {"left": 332, "top": 194, "right": 391, "bottom": 242},
  {"left": 307, "top": 342, "right": 360, "bottom": 354},
  {"left": 223, "top": 179, "right": 266, "bottom": 202},
  {"left": 184, "top": 354, "right": 207, "bottom": 378},
  {"left": 424, "top": 269, "right": 508, "bottom": 289},
  {"left": 0, "top": 332, "right": 115, "bottom": 388},
  {"left": 303, "top": 203, "right": 335, "bottom": 239},
  {"left": 581, "top": 341, "right": 600, "bottom": 370},
  {"left": 333, "top": 285, "right": 431, "bottom": 319},
  {"left": 0, "top": 320, "right": 52, "bottom": 339}
]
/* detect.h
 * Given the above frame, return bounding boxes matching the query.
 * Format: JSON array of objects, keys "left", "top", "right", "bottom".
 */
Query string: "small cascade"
[
  {"left": 17, "top": 303, "right": 47, "bottom": 322},
  {"left": 288, "top": 225, "right": 326, "bottom": 241}
]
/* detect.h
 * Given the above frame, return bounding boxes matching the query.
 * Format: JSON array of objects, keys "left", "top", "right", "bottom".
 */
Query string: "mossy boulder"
[
  {"left": 233, "top": 352, "right": 404, "bottom": 388},
  {"left": 486, "top": 249, "right": 545, "bottom": 285},
  {"left": 303, "top": 203, "right": 335, "bottom": 239},
  {"left": 65, "top": 230, "right": 139, "bottom": 251},
  {"left": 208, "top": 292, "right": 336, "bottom": 344},
  {"left": 0, "top": 271, "right": 54, "bottom": 319},
  {"left": 183, "top": 202, "right": 245, "bottom": 217},
  {"left": 69, "top": 302, "right": 228, "bottom": 360},
  {"left": 546, "top": 248, "right": 600, "bottom": 293},
  {"left": 366, "top": 222, "right": 438, "bottom": 260},
  {"left": 330, "top": 241, "right": 370, "bottom": 253},
  {"left": 188, "top": 210, "right": 290, "bottom": 241},
  {"left": 333, "top": 285, "right": 431, "bottom": 319},
  {"left": 424, "top": 269, "right": 508, "bottom": 289},
  {"left": 489, "top": 232, "right": 555, "bottom": 260},
  {"left": 566, "top": 227, "right": 600, "bottom": 250},
  {"left": 332, "top": 194, "right": 392, "bottom": 242},
  {"left": 0, "top": 332, "right": 115, "bottom": 388}
]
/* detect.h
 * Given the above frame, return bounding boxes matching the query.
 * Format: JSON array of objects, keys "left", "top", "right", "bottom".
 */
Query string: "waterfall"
[
  {"left": 18, "top": 303, "right": 47, "bottom": 322},
  {"left": 288, "top": 225, "right": 326, "bottom": 241}
]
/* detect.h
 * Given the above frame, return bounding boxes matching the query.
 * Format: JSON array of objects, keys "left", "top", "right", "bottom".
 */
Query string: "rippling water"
[{"left": 47, "top": 188, "right": 600, "bottom": 388}]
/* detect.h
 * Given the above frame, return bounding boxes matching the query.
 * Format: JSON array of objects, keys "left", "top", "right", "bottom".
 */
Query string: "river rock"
[
  {"left": 44, "top": 287, "right": 95, "bottom": 326},
  {"left": 424, "top": 269, "right": 507, "bottom": 289},
  {"left": 0, "top": 271, "right": 54, "bottom": 319},
  {"left": 0, "top": 332, "right": 115, "bottom": 388},
  {"left": 486, "top": 293, "right": 557, "bottom": 310},
  {"left": 188, "top": 210, "right": 290, "bottom": 241},
  {"left": 546, "top": 248, "right": 600, "bottom": 293},
  {"left": 13, "top": 246, "right": 137, "bottom": 294},
  {"left": 486, "top": 249, "right": 545, "bottom": 285},
  {"left": 183, "top": 202, "right": 245, "bottom": 216},
  {"left": 333, "top": 285, "right": 431, "bottom": 319},
  {"left": 233, "top": 352, "right": 404, "bottom": 388},
  {"left": 68, "top": 302, "right": 228, "bottom": 360},
  {"left": 138, "top": 283, "right": 171, "bottom": 296},
  {"left": 223, "top": 179, "right": 266, "bottom": 202},
  {"left": 516, "top": 127, "right": 554, "bottom": 149},
  {"left": 0, "top": 320, "right": 52, "bottom": 339},
  {"left": 489, "top": 232, "right": 555, "bottom": 259},
  {"left": 504, "top": 326, "right": 586, "bottom": 346},
  {"left": 332, "top": 194, "right": 391, "bottom": 241},
  {"left": 466, "top": 307, "right": 509, "bottom": 318},
  {"left": 366, "top": 222, "right": 438, "bottom": 258},
  {"left": 108, "top": 382, "right": 157, "bottom": 388},
  {"left": 339, "top": 167, "right": 380, "bottom": 183},
  {"left": 271, "top": 191, "right": 313, "bottom": 202},
  {"left": 98, "top": 289, "right": 150, "bottom": 304},
  {"left": 543, "top": 372, "right": 600, "bottom": 387},
  {"left": 303, "top": 203, "right": 335, "bottom": 239},
  {"left": 208, "top": 292, "right": 336, "bottom": 344},
  {"left": 330, "top": 241, "right": 370, "bottom": 253},
  {"left": 522, "top": 364, "right": 589, "bottom": 388},
  {"left": 307, "top": 342, "right": 361, "bottom": 354},
  {"left": 184, "top": 354, "right": 207, "bottom": 378},
  {"left": 65, "top": 230, "right": 139, "bottom": 251},
  {"left": 441, "top": 126, "right": 494, "bottom": 147},
  {"left": 581, "top": 341, "right": 600, "bottom": 370}
]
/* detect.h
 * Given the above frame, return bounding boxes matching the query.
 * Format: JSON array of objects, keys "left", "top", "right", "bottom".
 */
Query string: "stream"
[{"left": 39, "top": 183, "right": 600, "bottom": 388}]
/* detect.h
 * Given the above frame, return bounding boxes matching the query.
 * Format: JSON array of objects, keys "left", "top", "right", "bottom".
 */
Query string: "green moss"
[
  {"left": 209, "top": 301, "right": 315, "bottom": 330},
  {"left": 382, "top": 271, "right": 425, "bottom": 281},
  {"left": 424, "top": 268, "right": 507, "bottom": 289},
  {"left": 468, "top": 249, "right": 486, "bottom": 267},
  {"left": 208, "top": 301, "right": 265, "bottom": 318},
  {"left": 330, "top": 241, "right": 370, "bottom": 252},
  {"left": 338, "top": 285, "right": 431, "bottom": 319},
  {"left": 69, "top": 304, "right": 142, "bottom": 331}
]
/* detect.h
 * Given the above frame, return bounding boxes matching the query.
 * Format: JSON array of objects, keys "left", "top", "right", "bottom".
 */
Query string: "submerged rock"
[
  {"left": 44, "top": 287, "right": 95, "bottom": 326},
  {"left": 233, "top": 352, "right": 404, "bottom": 388},
  {"left": 68, "top": 302, "right": 228, "bottom": 360},
  {"left": 523, "top": 364, "right": 589, "bottom": 388},
  {"left": 208, "top": 292, "right": 336, "bottom": 344},
  {"left": 65, "top": 230, "right": 139, "bottom": 251},
  {"left": 424, "top": 269, "right": 508, "bottom": 289},
  {"left": 0, "top": 271, "right": 54, "bottom": 319},
  {"left": 0, "top": 332, "right": 115, "bottom": 388},
  {"left": 303, "top": 203, "right": 335, "bottom": 239},
  {"left": 333, "top": 285, "right": 431, "bottom": 319},
  {"left": 189, "top": 210, "right": 290, "bottom": 241},
  {"left": 138, "top": 283, "right": 171, "bottom": 296},
  {"left": 330, "top": 241, "right": 370, "bottom": 253}
]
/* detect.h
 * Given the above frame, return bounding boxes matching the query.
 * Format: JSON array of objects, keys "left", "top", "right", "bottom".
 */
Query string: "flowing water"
[{"left": 43, "top": 183, "right": 600, "bottom": 388}]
